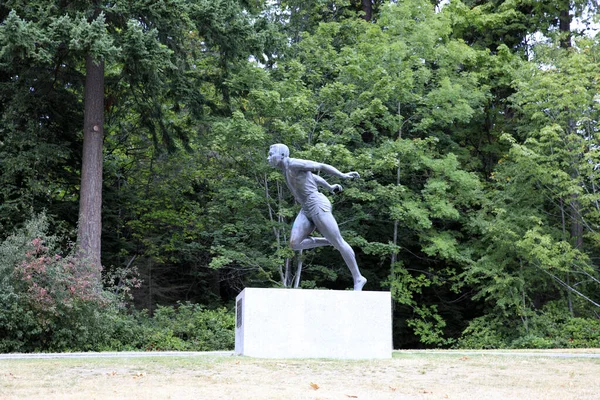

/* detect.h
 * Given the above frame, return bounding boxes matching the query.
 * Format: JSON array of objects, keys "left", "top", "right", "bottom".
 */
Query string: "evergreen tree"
[{"left": 1, "top": 0, "right": 273, "bottom": 281}]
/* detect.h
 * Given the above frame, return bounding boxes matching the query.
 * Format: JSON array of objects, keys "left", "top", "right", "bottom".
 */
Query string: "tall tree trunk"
[
  {"left": 390, "top": 103, "right": 403, "bottom": 314},
  {"left": 570, "top": 194, "right": 584, "bottom": 249},
  {"left": 559, "top": 4, "right": 572, "bottom": 49},
  {"left": 560, "top": 198, "right": 575, "bottom": 317},
  {"left": 361, "top": 0, "right": 372, "bottom": 21},
  {"left": 77, "top": 55, "right": 105, "bottom": 276},
  {"left": 559, "top": 3, "right": 582, "bottom": 318},
  {"left": 559, "top": 4, "right": 581, "bottom": 315}
]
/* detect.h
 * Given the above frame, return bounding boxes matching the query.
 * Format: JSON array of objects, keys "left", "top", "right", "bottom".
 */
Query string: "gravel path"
[
  {"left": 0, "top": 351, "right": 235, "bottom": 360},
  {"left": 2, "top": 349, "right": 600, "bottom": 360}
]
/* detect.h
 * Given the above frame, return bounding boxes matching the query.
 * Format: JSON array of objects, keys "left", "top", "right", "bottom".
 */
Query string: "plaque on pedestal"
[{"left": 235, "top": 288, "right": 392, "bottom": 359}]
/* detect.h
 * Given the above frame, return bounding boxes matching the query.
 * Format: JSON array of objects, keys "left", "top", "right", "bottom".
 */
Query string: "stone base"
[{"left": 234, "top": 288, "right": 392, "bottom": 359}]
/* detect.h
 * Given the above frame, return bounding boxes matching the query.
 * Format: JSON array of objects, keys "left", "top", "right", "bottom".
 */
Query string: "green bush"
[
  {"left": 510, "top": 334, "right": 554, "bottom": 349},
  {"left": 99, "top": 309, "right": 150, "bottom": 351},
  {"left": 562, "top": 317, "right": 600, "bottom": 347},
  {"left": 101, "top": 304, "right": 235, "bottom": 352},
  {"left": 509, "top": 304, "right": 600, "bottom": 349},
  {"left": 150, "top": 302, "right": 235, "bottom": 351},
  {"left": 457, "top": 303, "right": 600, "bottom": 349},
  {"left": 0, "top": 214, "right": 235, "bottom": 353},
  {"left": 455, "top": 315, "right": 510, "bottom": 349},
  {"left": 144, "top": 329, "right": 188, "bottom": 351}
]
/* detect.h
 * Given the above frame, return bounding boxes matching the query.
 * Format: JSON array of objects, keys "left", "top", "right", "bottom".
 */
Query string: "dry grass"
[{"left": 1, "top": 351, "right": 599, "bottom": 399}]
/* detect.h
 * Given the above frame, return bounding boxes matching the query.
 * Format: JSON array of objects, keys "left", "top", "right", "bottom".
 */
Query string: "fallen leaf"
[
  {"left": 310, "top": 382, "right": 320, "bottom": 390},
  {"left": 389, "top": 386, "right": 397, "bottom": 392},
  {"left": 459, "top": 356, "right": 470, "bottom": 361},
  {"left": 345, "top": 395, "right": 358, "bottom": 398}
]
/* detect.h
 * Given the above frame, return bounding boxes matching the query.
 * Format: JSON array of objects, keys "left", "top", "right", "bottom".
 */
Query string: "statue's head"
[{"left": 268, "top": 143, "right": 289, "bottom": 168}]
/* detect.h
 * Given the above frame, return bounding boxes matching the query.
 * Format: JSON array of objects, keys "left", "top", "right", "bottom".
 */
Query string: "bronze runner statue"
[{"left": 268, "top": 144, "right": 367, "bottom": 291}]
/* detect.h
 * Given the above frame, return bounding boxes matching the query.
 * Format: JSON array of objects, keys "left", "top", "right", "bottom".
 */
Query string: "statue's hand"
[
  {"left": 330, "top": 184, "right": 343, "bottom": 194},
  {"left": 344, "top": 172, "right": 360, "bottom": 180}
]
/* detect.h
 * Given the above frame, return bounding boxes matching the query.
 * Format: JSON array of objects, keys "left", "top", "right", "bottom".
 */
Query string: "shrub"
[
  {"left": 510, "top": 334, "right": 554, "bottom": 349},
  {"left": 457, "top": 303, "right": 600, "bottom": 349},
  {"left": 562, "top": 317, "right": 600, "bottom": 348},
  {"left": 455, "top": 315, "right": 510, "bottom": 349},
  {"left": 150, "top": 302, "right": 235, "bottom": 351},
  {"left": 0, "top": 213, "right": 116, "bottom": 352},
  {"left": 0, "top": 214, "right": 235, "bottom": 353},
  {"left": 92, "top": 305, "right": 235, "bottom": 352}
]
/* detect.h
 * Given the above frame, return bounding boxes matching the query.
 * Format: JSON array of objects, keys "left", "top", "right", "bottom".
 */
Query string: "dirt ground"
[{"left": 1, "top": 351, "right": 600, "bottom": 400}]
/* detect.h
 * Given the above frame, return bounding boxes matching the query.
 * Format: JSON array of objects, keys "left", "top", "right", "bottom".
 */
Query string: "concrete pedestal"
[{"left": 234, "top": 288, "right": 392, "bottom": 359}]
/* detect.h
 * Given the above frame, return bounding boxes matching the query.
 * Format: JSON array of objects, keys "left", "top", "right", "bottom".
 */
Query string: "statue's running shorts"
[{"left": 301, "top": 192, "right": 332, "bottom": 221}]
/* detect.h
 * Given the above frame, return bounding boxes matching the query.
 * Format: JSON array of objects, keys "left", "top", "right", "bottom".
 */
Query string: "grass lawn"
[{"left": 1, "top": 350, "right": 599, "bottom": 399}]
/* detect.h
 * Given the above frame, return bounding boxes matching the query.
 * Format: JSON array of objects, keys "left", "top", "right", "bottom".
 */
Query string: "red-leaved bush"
[
  {"left": 14, "top": 238, "right": 107, "bottom": 322},
  {"left": 0, "top": 213, "right": 134, "bottom": 352},
  {"left": 0, "top": 213, "right": 232, "bottom": 353}
]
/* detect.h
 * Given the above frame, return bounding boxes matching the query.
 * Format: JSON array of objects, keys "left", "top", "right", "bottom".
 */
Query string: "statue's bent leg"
[
  {"left": 295, "top": 237, "right": 332, "bottom": 250},
  {"left": 290, "top": 211, "right": 331, "bottom": 251},
  {"left": 313, "top": 212, "right": 367, "bottom": 291}
]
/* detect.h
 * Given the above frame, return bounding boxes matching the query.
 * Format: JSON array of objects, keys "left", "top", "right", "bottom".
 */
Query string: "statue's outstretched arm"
[{"left": 290, "top": 159, "right": 360, "bottom": 180}]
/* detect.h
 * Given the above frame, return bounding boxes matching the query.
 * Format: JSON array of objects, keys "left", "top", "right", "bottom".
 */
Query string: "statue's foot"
[{"left": 354, "top": 276, "right": 367, "bottom": 291}]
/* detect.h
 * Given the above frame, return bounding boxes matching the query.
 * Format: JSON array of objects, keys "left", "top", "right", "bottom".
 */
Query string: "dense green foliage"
[
  {"left": 0, "top": 213, "right": 234, "bottom": 352},
  {"left": 1, "top": 0, "right": 599, "bottom": 351}
]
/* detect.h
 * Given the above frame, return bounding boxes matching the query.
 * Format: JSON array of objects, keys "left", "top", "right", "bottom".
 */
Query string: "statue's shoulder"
[{"left": 287, "top": 158, "right": 320, "bottom": 172}]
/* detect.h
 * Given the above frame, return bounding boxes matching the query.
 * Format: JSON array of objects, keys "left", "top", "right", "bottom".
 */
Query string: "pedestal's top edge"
[{"left": 237, "top": 288, "right": 391, "bottom": 295}]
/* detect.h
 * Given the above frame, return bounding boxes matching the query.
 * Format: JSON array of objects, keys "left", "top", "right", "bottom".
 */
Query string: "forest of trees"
[{"left": 1, "top": 0, "right": 599, "bottom": 351}]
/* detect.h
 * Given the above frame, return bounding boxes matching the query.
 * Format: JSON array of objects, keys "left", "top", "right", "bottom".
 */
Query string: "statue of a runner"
[{"left": 267, "top": 144, "right": 367, "bottom": 291}]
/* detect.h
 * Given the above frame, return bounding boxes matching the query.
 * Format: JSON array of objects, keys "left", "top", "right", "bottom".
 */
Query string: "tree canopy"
[{"left": 1, "top": 0, "right": 599, "bottom": 349}]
